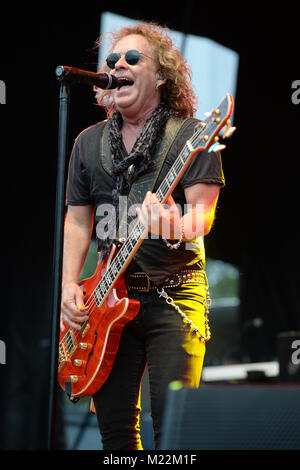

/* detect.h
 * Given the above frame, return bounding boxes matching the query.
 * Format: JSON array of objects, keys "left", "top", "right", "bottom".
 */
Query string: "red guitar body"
[{"left": 58, "top": 244, "right": 140, "bottom": 400}]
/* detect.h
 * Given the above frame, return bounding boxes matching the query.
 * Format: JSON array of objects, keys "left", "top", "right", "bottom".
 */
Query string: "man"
[{"left": 61, "top": 22, "right": 225, "bottom": 450}]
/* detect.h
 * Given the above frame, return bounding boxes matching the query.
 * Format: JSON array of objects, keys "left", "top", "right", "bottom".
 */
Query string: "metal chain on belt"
[{"left": 156, "top": 284, "right": 211, "bottom": 343}]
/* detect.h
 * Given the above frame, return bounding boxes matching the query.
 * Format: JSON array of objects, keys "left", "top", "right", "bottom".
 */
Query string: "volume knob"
[{"left": 74, "top": 359, "right": 83, "bottom": 367}]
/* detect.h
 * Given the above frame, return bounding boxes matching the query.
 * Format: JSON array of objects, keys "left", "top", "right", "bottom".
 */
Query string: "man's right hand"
[{"left": 60, "top": 281, "right": 89, "bottom": 331}]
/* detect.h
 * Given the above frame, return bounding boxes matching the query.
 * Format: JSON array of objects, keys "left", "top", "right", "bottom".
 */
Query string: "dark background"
[{"left": 0, "top": 1, "right": 299, "bottom": 450}]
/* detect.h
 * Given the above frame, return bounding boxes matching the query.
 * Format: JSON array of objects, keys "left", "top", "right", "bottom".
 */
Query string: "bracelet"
[{"left": 162, "top": 222, "right": 184, "bottom": 250}]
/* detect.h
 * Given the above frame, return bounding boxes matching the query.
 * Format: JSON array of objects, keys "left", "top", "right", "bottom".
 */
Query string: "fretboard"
[{"left": 93, "top": 94, "right": 232, "bottom": 307}]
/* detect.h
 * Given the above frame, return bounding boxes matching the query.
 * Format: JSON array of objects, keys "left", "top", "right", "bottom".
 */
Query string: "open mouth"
[{"left": 117, "top": 77, "right": 134, "bottom": 90}]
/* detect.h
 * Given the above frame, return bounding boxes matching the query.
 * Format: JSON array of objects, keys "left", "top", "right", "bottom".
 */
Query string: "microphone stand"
[
  {"left": 47, "top": 67, "right": 116, "bottom": 449},
  {"left": 48, "top": 77, "right": 70, "bottom": 450}
]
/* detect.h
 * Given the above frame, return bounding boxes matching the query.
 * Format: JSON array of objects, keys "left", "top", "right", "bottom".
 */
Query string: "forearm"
[
  {"left": 137, "top": 186, "right": 219, "bottom": 242},
  {"left": 60, "top": 206, "right": 94, "bottom": 330},
  {"left": 159, "top": 205, "right": 214, "bottom": 241},
  {"left": 181, "top": 182, "right": 220, "bottom": 241},
  {"left": 62, "top": 215, "right": 93, "bottom": 286},
  {"left": 181, "top": 206, "right": 214, "bottom": 241}
]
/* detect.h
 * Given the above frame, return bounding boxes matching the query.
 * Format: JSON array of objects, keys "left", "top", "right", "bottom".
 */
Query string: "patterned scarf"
[{"left": 98, "top": 102, "right": 172, "bottom": 260}]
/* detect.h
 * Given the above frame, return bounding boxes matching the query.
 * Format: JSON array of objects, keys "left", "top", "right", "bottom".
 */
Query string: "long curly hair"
[{"left": 95, "top": 22, "right": 197, "bottom": 118}]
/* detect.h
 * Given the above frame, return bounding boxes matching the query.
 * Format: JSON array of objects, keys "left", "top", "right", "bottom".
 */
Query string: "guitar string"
[
  {"left": 60, "top": 129, "right": 213, "bottom": 349},
  {"left": 60, "top": 156, "right": 197, "bottom": 350},
  {"left": 60, "top": 116, "right": 224, "bottom": 351},
  {"left": 61, "top": 235, "right": 141, "bottom": 348},
  {"left": 61, "top": 156, "right": 186, "bottom": 348},
  {"left": 63, "top": 226, "right": 144, "bottom": 347},
  {"left": 60, "top": 184, "right": 174, "bottom": 349}
]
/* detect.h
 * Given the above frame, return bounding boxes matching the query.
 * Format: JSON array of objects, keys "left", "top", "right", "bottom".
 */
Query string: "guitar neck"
[
  {"left": 93, "top": 94, "right": 233, "bottom": 306},
  {"left": 93, "top": 123, "right": 209, "bottom": 306}
]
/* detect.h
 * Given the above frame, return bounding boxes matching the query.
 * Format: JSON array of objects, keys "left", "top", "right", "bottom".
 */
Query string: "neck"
[{"left": 120, "top": 102, "right": 160, "bottom": 131}]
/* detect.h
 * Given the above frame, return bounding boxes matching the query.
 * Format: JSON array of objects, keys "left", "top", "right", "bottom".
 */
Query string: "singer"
[{"left": 60, "top": 21, "right": 225, "bottom": 450}]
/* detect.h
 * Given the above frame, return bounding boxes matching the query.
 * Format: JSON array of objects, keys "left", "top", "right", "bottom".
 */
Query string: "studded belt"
[{"left": 125, "top": 269, "right": 206, "bottom": 292}]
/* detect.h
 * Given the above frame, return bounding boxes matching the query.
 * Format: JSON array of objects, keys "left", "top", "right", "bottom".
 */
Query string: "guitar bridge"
[
  {"left": 58, "top": 329, "right": 78, "bottom": 372},
  {"left": 58, "top": 341, "right": 70, "bottom": 371}
]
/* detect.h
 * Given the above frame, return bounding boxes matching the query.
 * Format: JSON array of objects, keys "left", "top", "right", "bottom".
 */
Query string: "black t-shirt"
[{"left": 66, "top": 116, "right": 225, "bottom": 284}]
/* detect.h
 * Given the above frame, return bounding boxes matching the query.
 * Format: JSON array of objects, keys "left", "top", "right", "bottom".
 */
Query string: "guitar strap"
[{"left": 99, "top": 114, "right": 189, "bottom": 243}]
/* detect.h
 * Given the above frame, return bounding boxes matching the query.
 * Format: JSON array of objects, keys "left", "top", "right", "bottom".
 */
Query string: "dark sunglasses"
[{"left": 106, "top": 49, "right": 152, "bottom": 69}]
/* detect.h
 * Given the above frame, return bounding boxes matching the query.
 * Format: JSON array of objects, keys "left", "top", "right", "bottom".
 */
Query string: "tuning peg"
[
  {"left": 223, "top": 118, "right": 236, "bottom": 139},
  {"left": 209, "top": 142, "right": 226, "bottom": 153},
  {"left": 224, "top": 126, "right": 236, "bottom": 138},
  {"left": 214, "top": 144, "right": 226, "bottom": 152}
]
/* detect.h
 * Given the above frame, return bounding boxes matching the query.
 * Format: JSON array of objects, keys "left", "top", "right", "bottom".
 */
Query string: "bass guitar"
[{"left": 58, "top": 93, "right": 235, "bottom": 400}]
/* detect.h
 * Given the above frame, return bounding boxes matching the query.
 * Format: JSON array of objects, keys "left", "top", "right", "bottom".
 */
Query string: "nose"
[{"left": 114, "top": 53, "right": 128, "bottom": 70}]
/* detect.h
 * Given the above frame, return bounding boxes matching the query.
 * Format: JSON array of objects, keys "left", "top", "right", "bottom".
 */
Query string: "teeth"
[{"left": 117, "top": 77, "right": 134, "bottom": 89}]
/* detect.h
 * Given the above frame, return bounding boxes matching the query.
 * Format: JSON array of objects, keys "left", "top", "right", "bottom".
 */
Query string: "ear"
[{"left": 156, "top": 72, "right": 167, "bottom": 87}]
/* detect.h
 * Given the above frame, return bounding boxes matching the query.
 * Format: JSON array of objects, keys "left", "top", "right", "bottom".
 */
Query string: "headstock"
[{"left": 190, "top": 93, "right": 236, "bottom": 154}]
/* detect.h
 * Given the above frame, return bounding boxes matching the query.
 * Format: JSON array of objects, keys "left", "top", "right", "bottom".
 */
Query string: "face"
[{"left": 108, "top": 34, "right": 161, "bottom": 119}]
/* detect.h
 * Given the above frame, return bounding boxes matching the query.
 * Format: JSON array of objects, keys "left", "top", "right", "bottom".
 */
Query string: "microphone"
[{"left": 55, "top": 65, "right": 119, "bottom": 89}]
